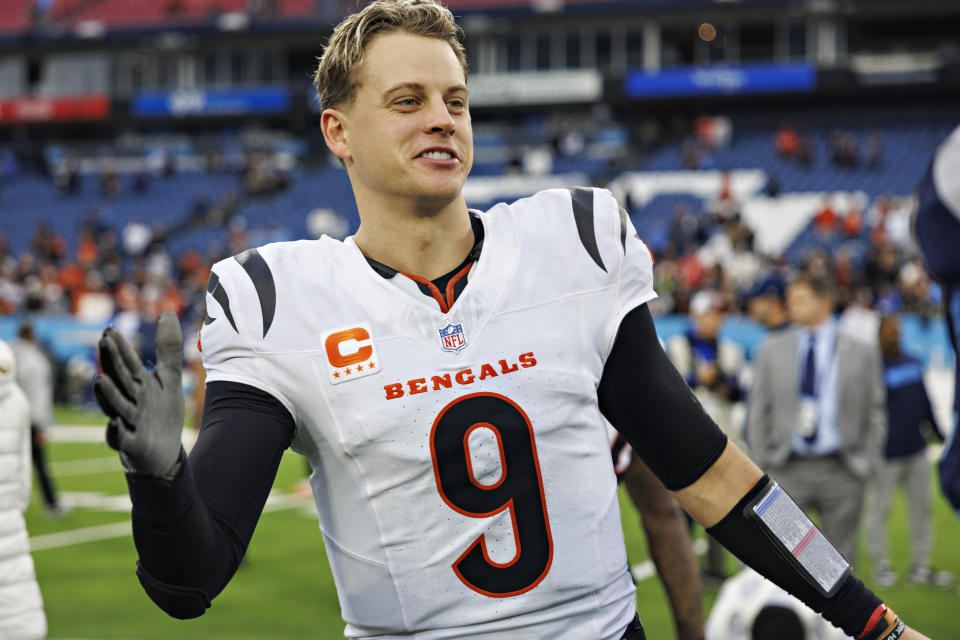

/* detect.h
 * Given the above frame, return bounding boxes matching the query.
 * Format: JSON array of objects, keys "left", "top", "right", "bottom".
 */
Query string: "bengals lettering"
[{"left": 384, "top": 352, "right": 537, "bottom": 400}]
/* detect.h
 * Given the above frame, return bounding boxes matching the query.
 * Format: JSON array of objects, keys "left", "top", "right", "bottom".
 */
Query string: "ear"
[{"left": 321, "top": 108, "right": 352, "bottom": 163}]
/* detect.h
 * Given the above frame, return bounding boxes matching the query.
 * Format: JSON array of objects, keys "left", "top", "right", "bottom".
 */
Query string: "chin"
[{"left": 414, "top": 178, "right": 466, "bottom": 201}]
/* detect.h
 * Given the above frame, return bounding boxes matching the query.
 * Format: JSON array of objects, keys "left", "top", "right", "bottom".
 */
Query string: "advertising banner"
[
  {"left": 624, "top": 62, "right": 816, "bottom": 99},
  {"left": 0, "top": 94, "right": 110, "bottom": 122},
  {"left": 133, "top": 87, "right": 290, "bottom": 117}
]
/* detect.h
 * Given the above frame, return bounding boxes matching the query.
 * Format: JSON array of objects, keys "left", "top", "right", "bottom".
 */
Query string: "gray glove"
[{"left": 93, "top": 311, "right": 185, "bottom": 478}]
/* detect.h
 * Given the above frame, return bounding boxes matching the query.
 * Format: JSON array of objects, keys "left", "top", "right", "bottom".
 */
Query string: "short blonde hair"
[{"left": 314, "top": 0, "right": 467, "bottom": 111}]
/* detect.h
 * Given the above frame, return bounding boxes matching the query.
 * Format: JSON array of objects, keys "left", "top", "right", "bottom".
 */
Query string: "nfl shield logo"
[{"left": 438, "top": 323, "right": 467, "bottom": 353}]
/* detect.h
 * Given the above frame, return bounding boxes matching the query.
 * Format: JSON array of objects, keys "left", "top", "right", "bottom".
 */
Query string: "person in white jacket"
[{"left": 0, "top": 339, "right": 47, "bottom": 639}]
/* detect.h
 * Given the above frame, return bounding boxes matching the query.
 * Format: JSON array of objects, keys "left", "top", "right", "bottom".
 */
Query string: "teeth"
[{"left": 422, "top": 150, "right": 453, "bottom": 160}]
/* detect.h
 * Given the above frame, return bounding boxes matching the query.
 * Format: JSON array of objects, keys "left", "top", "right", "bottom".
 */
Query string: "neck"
[
  {"left": 768, "top": 307, "right": 788, "bottom": 329},
  {"left": 353, "top": 193, "right": 474, "bottom": 281}
]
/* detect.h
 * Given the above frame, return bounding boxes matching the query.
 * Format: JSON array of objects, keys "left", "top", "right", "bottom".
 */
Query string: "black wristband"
[{"left": 707, "top": 475, "right": 882, "bottom": 637}]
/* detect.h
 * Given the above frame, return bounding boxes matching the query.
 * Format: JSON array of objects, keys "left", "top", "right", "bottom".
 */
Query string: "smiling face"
[{"left": 322, "top": 31, "right": 473, "bottom": 214}]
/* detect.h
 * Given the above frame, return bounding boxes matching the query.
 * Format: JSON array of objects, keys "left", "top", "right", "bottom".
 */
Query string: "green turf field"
[{"left": 25, "top": 406, "right": 960, "bottom": 638}]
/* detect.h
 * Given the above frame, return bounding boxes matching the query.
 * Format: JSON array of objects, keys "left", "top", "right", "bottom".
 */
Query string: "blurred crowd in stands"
[
  {"left": 646, "top": 193, "right": 938, "bottom": 322},
  {"left": 0, "top": 115, "right": 943, "bottom": 377}
]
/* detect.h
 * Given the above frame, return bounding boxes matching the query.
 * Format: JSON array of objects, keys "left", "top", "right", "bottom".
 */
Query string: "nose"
[{"left": 424, "top": 95, "right": 456, "bottom": 136}]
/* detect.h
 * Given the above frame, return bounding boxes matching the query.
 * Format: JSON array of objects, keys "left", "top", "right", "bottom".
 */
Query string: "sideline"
[{"left": 50, "top": 457, "right": 119, "bottom": 476}]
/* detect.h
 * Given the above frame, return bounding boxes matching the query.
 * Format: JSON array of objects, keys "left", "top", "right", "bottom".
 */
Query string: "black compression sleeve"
[
  {"left": 598, "top": 304, "right": 727, "bottom": 490},
  {"left": 707, "top": 475, "right": 882, "bottom": 637},
  {"left": 124, "top": 381, "right": 295, "bottom": 618}
]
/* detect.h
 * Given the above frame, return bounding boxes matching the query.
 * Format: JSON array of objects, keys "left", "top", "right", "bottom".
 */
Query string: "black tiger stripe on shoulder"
[
  {"left": 205, "top": 272, "right": 238, "bottom": 334},
  {"left": 235, "top": 248, "right": 277, "bottom": 338},
  {"left": 567, "top": 187, "right": 607, "bottom": 273}
]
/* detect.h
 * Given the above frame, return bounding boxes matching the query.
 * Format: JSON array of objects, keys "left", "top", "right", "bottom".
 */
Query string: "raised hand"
[{"left": 93, "top": 311, "right": 185, "bottom": 477}]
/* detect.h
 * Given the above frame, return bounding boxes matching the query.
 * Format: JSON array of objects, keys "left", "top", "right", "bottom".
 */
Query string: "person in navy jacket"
[{"left": 865, "top": 313, "right": 949, "bottom": 588}]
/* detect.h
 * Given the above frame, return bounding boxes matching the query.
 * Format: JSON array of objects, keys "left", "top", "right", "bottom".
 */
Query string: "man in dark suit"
[{"left": 746, "top": 275, "right": 886, "bottom": 569}]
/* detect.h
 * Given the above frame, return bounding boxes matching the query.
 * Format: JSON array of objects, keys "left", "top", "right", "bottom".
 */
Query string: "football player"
[
  {"left": 914, "top": 124, "right": 960, "bottom": 514},
  {"left": 93, "top": 1, "right": 929, "bottom": 638}
]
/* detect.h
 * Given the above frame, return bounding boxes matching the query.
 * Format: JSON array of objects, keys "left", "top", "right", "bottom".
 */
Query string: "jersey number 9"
[{"left": 430, "top": 392, "right": 554, "bottom": 597}]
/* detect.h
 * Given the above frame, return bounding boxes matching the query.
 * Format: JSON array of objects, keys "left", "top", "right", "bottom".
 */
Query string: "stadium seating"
[
  {"left": 0, "top": 117, "right": 953, "bottom": 268},
  {"left": 642, "top": 120, "right": 953, "bottom": 198}
]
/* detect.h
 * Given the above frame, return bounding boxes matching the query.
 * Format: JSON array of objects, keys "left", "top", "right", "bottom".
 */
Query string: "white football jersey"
[{"left": 200, "top": 187, "right": 656, "bottom": 639}]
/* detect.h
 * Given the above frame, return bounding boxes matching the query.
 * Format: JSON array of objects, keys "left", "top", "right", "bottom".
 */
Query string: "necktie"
[
  {"left": 801, "top": 332, "right": 816, "bottom": 396},
  {"left": 801, "top": 332, "right": 817, "bottom": 442}
]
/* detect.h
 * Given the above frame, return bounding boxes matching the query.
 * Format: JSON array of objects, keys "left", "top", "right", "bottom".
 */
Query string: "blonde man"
[{"left": 94, "top": 2, "right": 928, "bottom": 639}]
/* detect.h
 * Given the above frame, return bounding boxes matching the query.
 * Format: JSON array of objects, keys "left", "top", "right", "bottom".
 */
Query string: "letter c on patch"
[{"left": 325, "top": 327, "right": 373, "bottom": 367}]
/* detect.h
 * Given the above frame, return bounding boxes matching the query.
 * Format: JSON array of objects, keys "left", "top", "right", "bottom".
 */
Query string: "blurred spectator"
[
  {"left": 839, "top": 287, "right": 879, "bottom": 347},
  {"left": 774, "top": 122, "right": 799, "bottom": 159},
  {"left": 145, "top": 242, "right": 173, "bottom": 282},
  {"left": 865, "top": 241, "right": 901, "bottom": 296},
  {"left": 0, "top": 339, "right": 48, "bottom": 639},
  {"left": 813, "top": 197, "right": 837, "bottom": 235},
  {"left": 866, "top": 314, "right": 950, "bottom": 588},
  {"left": 829, "top": 129, "right": 859, "bottom": 168},
  {"left": 745, "top": 273, "right": 789, "bottom": 332},
  {"left": 842, "top": 204, "right": 863, "bottom": 237},
  {"left": 11, "top": 324, "right": 67, "bottom": 517},
  {"left": 764, "top": 174, "right": 780, "bottom": 198},
  {"left": 747, "top": 275, "right": 886, "bottom": 571},
  {"left": 112, "top": 282, "right": 143, "bottom": 350},
  {"left": 73, "top": 270, "right": 114, "bottom": 321},
  {"left": 99, "top": 163, "right": 121, "bottom": 197},
  {"left": 878, "top": 196, "right": 914, "bottom": 250},
  {"left": 244, "top": 151, "right": 289, "bottom": 196},
  {"left": 667, "top": 290, "right": 745, "bottom": 582},
  {"left": 898, "top": 258, "right": 935, "bottom": 317},
  {"left": 695, "top": 115, "right": 732, "bottom": 149},
  {"left": 668, "top": 290, "right": 746, "bottom": 448},
  {"left": 54, "top": 152, "right": 80, "bottom": 196},
  {"left": 122, "top": 219, "right": 153, "bottom": 257}
]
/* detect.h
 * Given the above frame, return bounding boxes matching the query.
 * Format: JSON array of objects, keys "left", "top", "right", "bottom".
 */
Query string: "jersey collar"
[{"left": 338, "top": 206, "right": 516, "bottom": 353}]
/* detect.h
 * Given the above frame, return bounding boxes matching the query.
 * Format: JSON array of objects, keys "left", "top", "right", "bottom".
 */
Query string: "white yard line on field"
[
  {"left": 33, "top": 489, "right": 698, "bottom": 591},
  {"left": 29, "top": 491, "right": 313, "bottom": 551},
  {"left": 48, "top": 424, "right": 198, "bottom": 448},
  {"left": 50, "top": 457, "right": 120, "bottom": 476},
  {"left": 48, "top": 425, "right": 106, "bottom": 443},
  {"left": 29, "top": 521, "right": 132, "bottom": 551}
]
